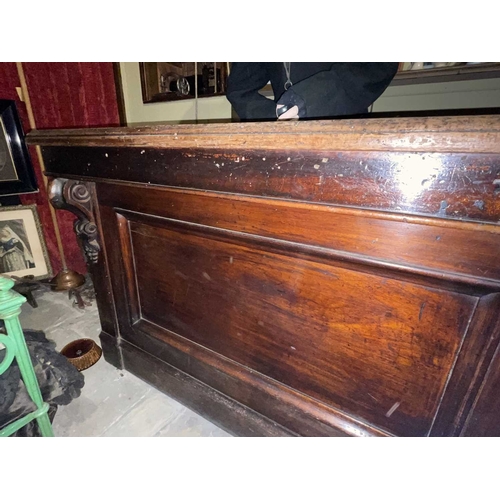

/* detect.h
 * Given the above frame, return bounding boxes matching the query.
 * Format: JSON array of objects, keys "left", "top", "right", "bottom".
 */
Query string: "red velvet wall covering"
[{"left": 0, "top": 62, "right": 120, "bottom": 275}]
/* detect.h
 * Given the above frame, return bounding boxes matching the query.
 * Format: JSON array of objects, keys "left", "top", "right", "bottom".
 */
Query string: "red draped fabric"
[{"left": 0, "top": 62, "right": 120, "bottom": 275}]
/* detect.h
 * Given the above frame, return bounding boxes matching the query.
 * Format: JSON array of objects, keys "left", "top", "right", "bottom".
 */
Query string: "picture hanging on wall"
[
  {"left": 0, "top": 99, "right": 38, "bottom": 196},
  {"left": 0, "top": 205, "right": 52, "bottom": 279}
]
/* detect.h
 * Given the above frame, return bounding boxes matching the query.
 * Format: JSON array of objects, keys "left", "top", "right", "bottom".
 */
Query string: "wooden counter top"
[{"left": 28, "top": 115, "right": 500, "bottom": 153}]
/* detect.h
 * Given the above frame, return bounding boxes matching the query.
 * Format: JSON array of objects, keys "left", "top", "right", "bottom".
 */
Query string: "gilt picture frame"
[{"left": 0, "top": 100, "right": 38, "bottom": 196}]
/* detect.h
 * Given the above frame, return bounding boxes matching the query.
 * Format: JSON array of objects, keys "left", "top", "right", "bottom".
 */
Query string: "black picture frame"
[{"left": 0, "top": 100, "right": 37, "bottom": 196}]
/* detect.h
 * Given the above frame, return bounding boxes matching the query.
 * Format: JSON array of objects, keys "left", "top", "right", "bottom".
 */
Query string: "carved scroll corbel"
[{"left": 48, "top": 178, "right": 101, "bottom": 265}]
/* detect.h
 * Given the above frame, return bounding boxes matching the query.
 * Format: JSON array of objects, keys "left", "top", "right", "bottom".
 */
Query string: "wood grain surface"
[{"left": 35, "top": 115, "right": 500, "bottom": 436}]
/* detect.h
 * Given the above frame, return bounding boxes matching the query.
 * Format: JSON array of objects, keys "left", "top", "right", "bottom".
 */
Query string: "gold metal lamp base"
[
  {"left": 50, "top": 269, "right": 89, "bottom": 309},
  {"left": 51, "top": 269, "right": 86, "bottom": 291}
]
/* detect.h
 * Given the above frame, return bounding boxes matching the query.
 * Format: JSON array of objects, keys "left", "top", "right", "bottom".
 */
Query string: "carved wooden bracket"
[{"left": 48, "top": 178, "right": 101, "bottom": 265}]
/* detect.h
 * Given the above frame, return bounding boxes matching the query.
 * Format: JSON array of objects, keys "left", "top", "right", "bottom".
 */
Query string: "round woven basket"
[{"left": 61, "top": 338, "right": 102, "bottom": 371}]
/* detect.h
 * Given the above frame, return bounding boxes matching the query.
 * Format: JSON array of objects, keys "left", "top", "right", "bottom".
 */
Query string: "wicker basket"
[{"left": 60, "top": 338, "right": 102, "bottom": 371}]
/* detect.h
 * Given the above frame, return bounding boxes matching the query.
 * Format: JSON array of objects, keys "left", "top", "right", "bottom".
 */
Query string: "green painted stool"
[{"left": 0, "top": 275, "right": 54, "bottom": 437}]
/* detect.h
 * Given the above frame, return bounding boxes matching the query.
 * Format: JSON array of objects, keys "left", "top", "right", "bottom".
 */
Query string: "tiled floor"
[{"left": 19, "top": 286, "right": 231, "bottom": 437}]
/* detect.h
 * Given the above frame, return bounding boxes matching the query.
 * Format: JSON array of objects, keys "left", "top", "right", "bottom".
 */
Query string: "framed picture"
[
  {"left": 139, "top": 63, "right": 229, "bottom": 103},
  {"left": 0, "top": 205, "right": 52, "bottom": 279},
  {"left": 0, "top": 99, "right": 37, "bottom": 196}
]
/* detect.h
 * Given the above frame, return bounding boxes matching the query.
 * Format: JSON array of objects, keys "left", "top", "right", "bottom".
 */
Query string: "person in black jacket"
[{"left": 226, "top": 62, "right": 399, "bottom": 121}]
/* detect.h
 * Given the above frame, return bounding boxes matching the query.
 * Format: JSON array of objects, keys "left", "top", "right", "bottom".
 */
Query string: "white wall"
[
  {"left": 119, "top": 62, "right": 232, "bottom": 125},
  {"left": 373, "top": 78, "right": 500, "bottom": 112},
  {"left": 119, "top": 63, "right": 500, "bottom": 125}
]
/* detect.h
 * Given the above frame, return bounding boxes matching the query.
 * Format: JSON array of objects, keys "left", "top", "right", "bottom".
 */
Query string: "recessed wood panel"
[
  {"left": 97, "top": 184, "right": 500, "bottom": 286},
  {"left": 126, "top": 217, "right": 476, "bottom": 436}
]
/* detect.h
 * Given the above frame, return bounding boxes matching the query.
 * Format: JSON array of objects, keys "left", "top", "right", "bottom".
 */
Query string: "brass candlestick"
[
  {"left": 51, "top": 268, "right": 86, "bottom": 291},
  {"left": 51, "top": 269, "right": 88, "bottom": 309}
]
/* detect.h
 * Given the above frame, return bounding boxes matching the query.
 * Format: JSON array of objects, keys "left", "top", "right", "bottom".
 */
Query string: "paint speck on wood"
[{"left": 386, "top": 402, "right": 401, "bottom": 417}]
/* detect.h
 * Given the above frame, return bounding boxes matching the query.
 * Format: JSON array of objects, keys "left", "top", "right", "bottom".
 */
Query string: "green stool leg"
[{"left": 0, "top": 275, "right": 54, "bottom": 437}]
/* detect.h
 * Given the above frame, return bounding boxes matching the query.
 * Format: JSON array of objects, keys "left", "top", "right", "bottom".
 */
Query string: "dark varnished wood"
[
  {"left": 29, "top": 115, "right": 500, "bottom": 436},
  {"left": 128, "top": 213, "right": 474, "bottom": 436},
  {"left": 112, "top": 62, "right": 127, "bottom": 127},
  {"left": 430, "top": 293, "right": 500, "bottom": 436},
  {"left": 98, "top": 330, "right": 122, "bottom": 369},
  {"left": 94, "top": 185, "right": 500, "bottom": 289},
  {"left": 461, "top": 317, "right": 500, "bottom": 436},
  {"left": 123, "top": 323, "right": 384, "bottom": 437},
  {"left": 120, "top": 339, "right": 296, "bottom": 437},
  {"left": 47, "top": 178, "right": 121, "bottom": 351},
  {"left": 48, "top": 178, "right": 101, "bottom": 264},
  {"left": 40, "top": 148, "right": 500, "bottom": 223}
]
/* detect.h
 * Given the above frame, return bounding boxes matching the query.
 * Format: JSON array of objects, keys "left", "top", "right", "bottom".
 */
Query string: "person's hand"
[
  {"left": 276, "top": 104, "right": 299, "bottom": 120},
  {"left": 276, "top": 87, "right": 305, "bottom": 120}
]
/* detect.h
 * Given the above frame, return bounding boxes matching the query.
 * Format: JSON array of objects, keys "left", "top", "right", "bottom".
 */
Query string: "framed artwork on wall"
[
  {"left": 0, "top": 205, "right": 52, "bottom": 279},
  {"left": 0, "top": 100, "right": 37, "bottom": 196},
  {"left": 139, "top": 63, "right": 229, "bottom": 103}
]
